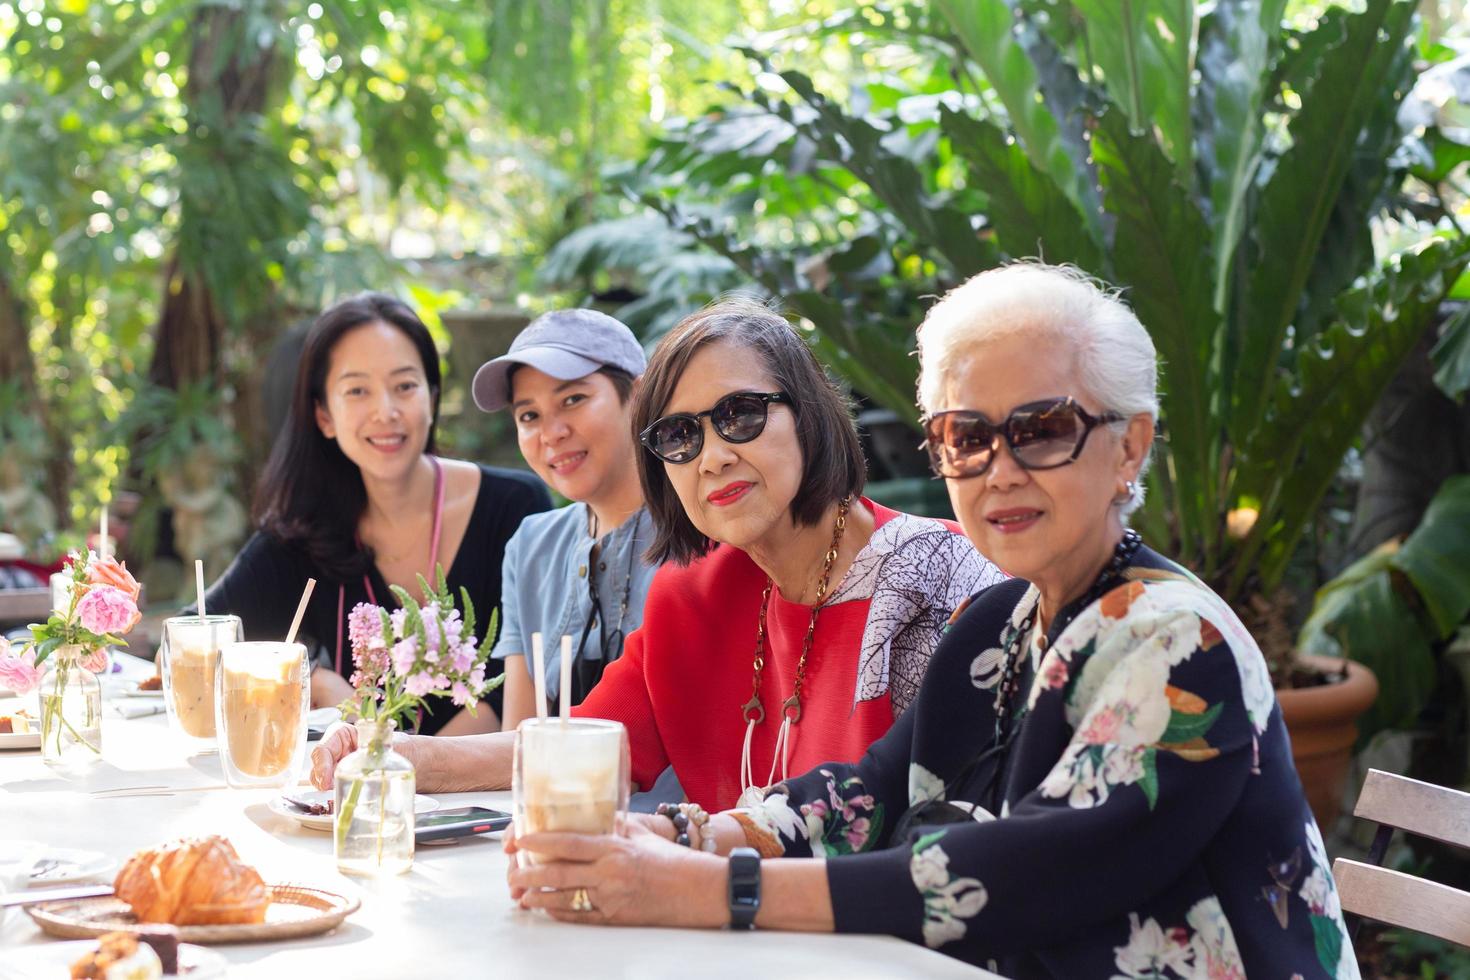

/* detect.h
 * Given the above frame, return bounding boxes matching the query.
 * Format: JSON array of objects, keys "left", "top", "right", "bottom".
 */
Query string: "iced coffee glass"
[
  {"left": 215, "top": 641, "right": 309, "bottom": 789},
  {"left": 512, "top": 718, "right": 630, "bottom": 867},
  {"left": 160, "top": 614, "right": 241, "bottom": 753}
]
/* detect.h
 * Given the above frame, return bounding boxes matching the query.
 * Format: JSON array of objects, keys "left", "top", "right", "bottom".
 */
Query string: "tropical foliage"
[{"left": 588, "top": 0, "right": 1470, "bottom": 639}]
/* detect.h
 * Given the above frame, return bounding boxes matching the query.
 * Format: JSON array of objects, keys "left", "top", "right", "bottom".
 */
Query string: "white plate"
[
  {"left": 268, "top": 789, "right": 439, "bottom": 832},
  {"left": 0, "top": 709, "right": 39, "bottom": 750},
  {"left": 119, "top": 681, "right": 164, "bottom": 699},
  {"left": 27, "top": 847, "right": 117, "bottom": 886},
  {"left": 0, "top": 938, "right": 227, "bottom": 979}
]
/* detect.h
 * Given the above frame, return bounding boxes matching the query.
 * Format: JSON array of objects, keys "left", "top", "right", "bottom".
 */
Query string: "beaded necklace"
[{"left": 992, "top": 528, "right": 1142, "bottom": 741}]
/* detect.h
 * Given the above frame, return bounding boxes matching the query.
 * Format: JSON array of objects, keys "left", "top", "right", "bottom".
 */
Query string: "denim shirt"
[{"left": 490, "top": 502, "right": 658, "bottom": 703}]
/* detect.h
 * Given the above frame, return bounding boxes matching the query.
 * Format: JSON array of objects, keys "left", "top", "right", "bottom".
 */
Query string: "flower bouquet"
[
  {"left": 0, "top": 551, "right": 142, "bottom": 769},
  {"left": 333, "top": 568, "right": 500, "bottom": 875}
]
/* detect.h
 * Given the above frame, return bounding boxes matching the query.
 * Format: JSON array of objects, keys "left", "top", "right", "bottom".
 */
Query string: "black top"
[
  {"left": 749, "top": 549, "right": 1354, "bottom": 976},
  {"left": 193, "top": 464, "right": 551, "bottom": 734}
]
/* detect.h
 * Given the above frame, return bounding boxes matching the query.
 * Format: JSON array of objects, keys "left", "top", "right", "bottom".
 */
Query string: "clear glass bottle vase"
[
  {"left": 39, "top": 646, "right": 103, "bottom": 773},
  {"left": 334, "top": 718, "right": 415, "bottom": 876}
]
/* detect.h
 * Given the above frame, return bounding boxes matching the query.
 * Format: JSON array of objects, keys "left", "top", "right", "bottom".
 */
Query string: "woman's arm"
[
  {"left": 434, "top": 701, "right": 501, "bottom": 736},
  {"left": 507, "top": 827, "right": 835, "bottom": 933},
  {"left": 499, "top": 653, "right": 536, "bottom": 731},
  {"left": 310, "top": 666, "right": 355, "bottom": 709}
]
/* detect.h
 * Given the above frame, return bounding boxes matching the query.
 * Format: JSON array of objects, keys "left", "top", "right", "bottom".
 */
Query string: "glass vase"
[
  {"left": 39, "top": 646, "right": 103, "bottom": 773},
  {"left": 334, "top": 719, "right": 415, "bottom": 876}
]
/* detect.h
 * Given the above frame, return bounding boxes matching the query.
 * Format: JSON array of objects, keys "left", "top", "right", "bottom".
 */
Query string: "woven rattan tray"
[{"left": 26, "top": 883, "right": 359, "bottom": 944}]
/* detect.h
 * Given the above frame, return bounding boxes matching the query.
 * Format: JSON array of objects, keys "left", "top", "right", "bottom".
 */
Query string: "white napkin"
[{"left": 113, "top": 700, "right": 165, "bottom": 720}]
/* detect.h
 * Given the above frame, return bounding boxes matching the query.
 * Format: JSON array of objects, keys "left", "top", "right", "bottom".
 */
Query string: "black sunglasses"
[
  {"left": 640, "top": 391, "right": 791, "bottom": 465},
  {"left": 921, "top": 396, "right": 1123, "bottom": 480}
]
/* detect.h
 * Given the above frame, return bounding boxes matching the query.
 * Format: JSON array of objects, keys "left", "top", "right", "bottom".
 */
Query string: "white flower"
[
  {"left": 1185, "top": 897, "right": 1246, "bottom": 980},
  {"left": 923, "top": 911, "right": 968, "bottom": 949},
  {"left": 910, "top": 842, "right": 952, "bottom": 891},
  {"left": 970, "top": 646, "right": 1005, "bottom": 689},
  {"left": 1113, "top": 912, "right": 1194, "bottom": 978},
  {"left": 909, "top": 763, "right": 946, "bottom": 807},
  {"left": 739, "top": 792, "right": 806, "bottom": 846}
]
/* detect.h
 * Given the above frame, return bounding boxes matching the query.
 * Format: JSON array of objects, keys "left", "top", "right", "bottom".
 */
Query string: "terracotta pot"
[{"left": 1276, "top": 654, "right": 1379, "bottom": 829}]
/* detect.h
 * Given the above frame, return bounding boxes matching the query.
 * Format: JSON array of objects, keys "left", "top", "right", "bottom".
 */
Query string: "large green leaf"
[
  {"left": 1230, "top": 0, "right": 1417, "bottom": 446},
  {"left": 1194, "top": 0, "right": 1287, "bottom": 312},
  {"left": 1299, "top": 548, "right": 1437, "bottom": 742},
  {"left": 1393, "top": 474, "right": 1470, "bottom": 636},
  {"left": 1232, "top": 236, "right": 1470, "bottom": 597},
  {"left": 1430, "top": 302, "right": 1470, "bottom": 400},
  {"left": 1070, "top": 0, "right": 1195, "bottom": 178},
  {"left": 1290, "top": 29, "right": 1416, "bottom": 347},
  {"left": 938, "top": 106, "right": 1104, "bottom": 273},
  {"left": 936, "top": 0, "right": 1098, "bottom": 233},
  {"left": 780, "top": 70, "right": 995, "bottom": 279},
  {"left": 1091, "top": 109, "right": 1220, "bottom": 571}
]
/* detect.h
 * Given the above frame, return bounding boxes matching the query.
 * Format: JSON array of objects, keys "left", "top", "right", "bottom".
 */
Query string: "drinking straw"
[
  {"left": 286, "top": 578, "right": 316, "bottom": 645},
  {"left": 531, "top": 631, "right": 548, "bottom": 721},
  {"left": 195, "top": 560, "right": 207, "bottom": 620},
  {"left": 98, "top": 505, "right": 109, "bottom": 560},
  {"left": 559, "top": 634, "right": 573, "bottom": 724}
]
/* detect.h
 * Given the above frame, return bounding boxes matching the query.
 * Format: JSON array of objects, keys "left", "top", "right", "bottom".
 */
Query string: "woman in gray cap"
[{"left": 469, "top": 309, "right": 661, "bottom": 727}]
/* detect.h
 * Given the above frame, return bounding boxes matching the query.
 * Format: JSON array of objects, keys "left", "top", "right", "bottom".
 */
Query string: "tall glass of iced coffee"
[
  {"left": 512, "top": 718, "right": 630, "bottom": 867},
  {"left": 160, "top": 614, "right": 242, "bottom": 754},
  {"left": 215, "top": 641, "right": 309, "bottom": 789}
]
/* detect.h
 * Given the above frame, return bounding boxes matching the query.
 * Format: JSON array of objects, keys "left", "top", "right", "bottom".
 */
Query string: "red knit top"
[{"left": 574, "top": 499, "right": 986, "bottom": 811}]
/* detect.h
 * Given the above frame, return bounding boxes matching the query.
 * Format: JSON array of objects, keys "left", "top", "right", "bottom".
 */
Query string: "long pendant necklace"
[{"left": 738, "top": 496, "right": 850, "bottom": 806}]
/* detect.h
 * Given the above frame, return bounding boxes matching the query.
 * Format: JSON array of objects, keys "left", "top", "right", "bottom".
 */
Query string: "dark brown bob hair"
[{"left": 633, "top": 296, "right": 865, "bottom": 566}]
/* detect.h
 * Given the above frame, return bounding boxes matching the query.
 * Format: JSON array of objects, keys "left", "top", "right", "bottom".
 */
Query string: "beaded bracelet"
[{"left": 656, "top": 803, "right": 718, "bottom": 852}]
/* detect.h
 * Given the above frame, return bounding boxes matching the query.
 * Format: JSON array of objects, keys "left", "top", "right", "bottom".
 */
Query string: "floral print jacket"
[{"left": 740, "top": 548, "right": 1359, "bottom": 979}]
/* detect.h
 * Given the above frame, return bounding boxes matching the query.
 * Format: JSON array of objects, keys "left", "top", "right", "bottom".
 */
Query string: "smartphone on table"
[{"left": 414, "top": 806, "right": 512, "bottom": 843}]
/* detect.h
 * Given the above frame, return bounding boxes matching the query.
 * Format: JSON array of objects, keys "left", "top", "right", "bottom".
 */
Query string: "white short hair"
[{"left": 915, "top": 262, "right": 1159, "bottom": 515}]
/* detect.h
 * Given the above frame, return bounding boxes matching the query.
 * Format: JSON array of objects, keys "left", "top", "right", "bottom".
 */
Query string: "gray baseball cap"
[{"left": 472, "top": 308, "right": 646, "bottom": 412}]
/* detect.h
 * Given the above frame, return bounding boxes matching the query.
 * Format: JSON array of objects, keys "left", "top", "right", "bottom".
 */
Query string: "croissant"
[{"left": 113, "top": 835, "right": 269, "bottom": 926}]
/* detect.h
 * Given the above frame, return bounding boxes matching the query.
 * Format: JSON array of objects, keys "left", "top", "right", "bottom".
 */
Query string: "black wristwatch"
[{"left": 727, "top": 846, "right": 761, "bottom": 930}]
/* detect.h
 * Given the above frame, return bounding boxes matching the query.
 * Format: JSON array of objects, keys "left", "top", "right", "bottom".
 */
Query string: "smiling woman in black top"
[{"left": 189, "top": 294, "right": 549, "bottom": 735}]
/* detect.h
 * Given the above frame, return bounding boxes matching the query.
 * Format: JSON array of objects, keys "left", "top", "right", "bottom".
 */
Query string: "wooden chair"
[{"left": 1332, "top": 768, "right": 1470, "bottom": 948}]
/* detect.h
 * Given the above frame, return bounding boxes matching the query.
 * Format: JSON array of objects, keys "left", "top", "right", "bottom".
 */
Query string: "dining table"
[{"left": 0, "top": 652, "right": 997, "bottom": 978}]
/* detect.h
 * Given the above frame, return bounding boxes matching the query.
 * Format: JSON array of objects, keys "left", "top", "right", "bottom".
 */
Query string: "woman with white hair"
[{"left": 506, "top": 263, "right": 1356, "bottom": 979}]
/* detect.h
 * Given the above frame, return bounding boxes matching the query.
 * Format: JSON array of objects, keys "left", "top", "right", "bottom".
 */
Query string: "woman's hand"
[{"left": 506, "top": 821, "right": 726, "bottom": 928}]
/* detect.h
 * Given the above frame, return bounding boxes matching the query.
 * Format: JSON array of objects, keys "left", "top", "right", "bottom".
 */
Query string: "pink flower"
[
  {"left": 86, "top": 555, "right": 142, "bottom": 602},
  {"left": 390, "top": 637, "right": 418, "bottom": 676},
  {"left": 450, "top": 681, "right": 473, "bottom": 706},
  {"left": 450, "top": 647, "right": 475, "bottom": 673},
  {"left": 1041, "top": 656, "right": 1069, "bottom": 690},
  {"left": 844, "top": 817, "right": 871, "bottom": 851},
  {"left": 0, "top": 641, "right": 41, "bottom": 695},
  {"left": 404, "top": 671, "right": 436, "bottom": 697},
  {"left": 468, "top": 665, "right": 486, "bottom": 690},
  {"left": 75, "top": 585, "right": 140, "bottom": 637},
  {"left": 1080, "top": 706, "right": 1124, "bottom": 745},
  {"left": 78, "top": 648, "right": 110, "bottom": 673}
]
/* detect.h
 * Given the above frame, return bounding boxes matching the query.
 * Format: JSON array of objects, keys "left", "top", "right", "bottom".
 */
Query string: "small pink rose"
[
  {"left": 0, "top": 642, "right": 42, "bottom": 696},
  {"left": 75, "top": 584, "right": 141, "bottom": 637},
  {"left": 1080, "top": 706, "right": 1123, "bottom": 745},
  {"left": 78, "top": 647, "right": 110, "bottom": 673}
]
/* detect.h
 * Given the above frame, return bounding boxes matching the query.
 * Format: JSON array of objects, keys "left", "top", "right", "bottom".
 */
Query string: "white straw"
[
  {"left": 531, "top": 631, "right": 548, "bottom": 721},
  {"left": 559, "top": 633, "right": 573, "bottom": 723},
  {"left": 99, "top": 505, "right": 109, "bottom": 560},
  {"left": 195, "top": 560, "right": 207, "bottom": 620},
  {"left": 285, "top": 578, "right": 316, "bottom": 645}
]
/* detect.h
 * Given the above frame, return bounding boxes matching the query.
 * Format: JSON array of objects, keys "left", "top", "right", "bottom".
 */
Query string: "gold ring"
[{"left": 570, "top": 887, "right": 594, "bottom": 912}]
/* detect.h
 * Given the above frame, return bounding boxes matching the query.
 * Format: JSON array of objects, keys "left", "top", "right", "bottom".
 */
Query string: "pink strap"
[{"left": 335, "top": 455, "right": 447, "bottom": 676}]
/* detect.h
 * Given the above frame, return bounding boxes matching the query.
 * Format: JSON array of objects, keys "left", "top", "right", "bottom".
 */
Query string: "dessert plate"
[
  {"left": 268, "top": 789, "right": 438, "bottom": 832},
  {"left": 119, "top": 681, "right": 164, "bottom": 699},
  {"left": 0, "top": 939, "right": 227, "bottom": 979},
  {"left": 27, "top": 883, "right": 360, "bottom": 943}
]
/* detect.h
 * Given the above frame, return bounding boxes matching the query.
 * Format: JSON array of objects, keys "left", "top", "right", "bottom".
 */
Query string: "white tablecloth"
[{"left": 0, "top": 654, "right": 994, "bottom": 978}]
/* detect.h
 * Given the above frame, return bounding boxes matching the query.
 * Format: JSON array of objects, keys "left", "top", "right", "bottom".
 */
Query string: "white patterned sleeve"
[{"left": 871, "top": 526, "right": 1004, "bottom": 716}]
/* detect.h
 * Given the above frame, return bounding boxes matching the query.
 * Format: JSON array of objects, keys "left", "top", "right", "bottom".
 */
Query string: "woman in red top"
[{"left": 310, "top": 298, "right": 1000, "bottom": 809}]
